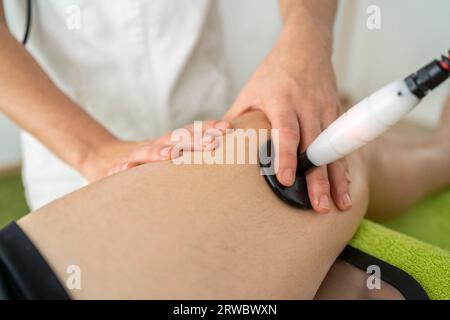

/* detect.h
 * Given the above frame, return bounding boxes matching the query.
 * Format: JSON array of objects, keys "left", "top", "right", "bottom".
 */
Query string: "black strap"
[
  {"left": 0, "top": 222, "right": 70, "bottom": 300},
  {"left": 339, "top": 245, "right": 429, "bottom": 300}
]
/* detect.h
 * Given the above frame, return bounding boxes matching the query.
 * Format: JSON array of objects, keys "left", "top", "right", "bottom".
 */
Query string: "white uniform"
[{"left": 5, "top": 0, "right": 230, "bottom": 210}]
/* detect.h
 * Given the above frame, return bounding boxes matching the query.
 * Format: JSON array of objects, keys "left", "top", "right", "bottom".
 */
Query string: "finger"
[
  {"left": 107, "top": 163, "right": 130, "bottom": 176},
  {"left": 306, "top": 166, "right": 331, "bottom": 213},
  {"left": 126, "top": 120, "right": 232, "bottom": 166},
  {"left": 163, "top": 131, "right": 217, "bottom": 153},
  {"left": 107, "top": 161, "right": 144, "bottom": 177},
  {"left": 180, "top": 119, "right": 231, "bottom": 135},
  {"left": 127, "top": 143, "right": 167, "bottom": 163},
  {"left": 267, "top": 105, "right": 300, "bottom": 186},
  {"left": 320, "top": 101, "right": 347, "bottom": 211},
  {"left": 127, "top": 139, "right": 192, "bottom": 166},
  {"left": 155, "top": 144, "right": 183, "bottom": 160},
  {"left": 107, "top": 165, "right": 121, "bottom": 177},
  {"left": 195, "top": 120, "right": 231, "bottom": 151},
  {"left": 161, "top": 120, "right": 231, "bottom": 152},
  {"left": 301, "top": 110, "right": 331, "bottom": 213},
  {"left": 212, "top": 119, "right": 232, "bottom": 132},
  {"left": 320, "top": 100, "right": 341, "bottom": 132},
  {"left": 122, "top": 161, "right": 146, "bottom": 171},
  {"left": 328, "top": 159, "right": 352, "bottom": 211}
]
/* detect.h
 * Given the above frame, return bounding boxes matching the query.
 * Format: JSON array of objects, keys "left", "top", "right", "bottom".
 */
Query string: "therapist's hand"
[
  {"left": 226, "top": 56, "right": 351, "bottom": 214},
  {"left": 80, "top": 120, "right": 231, "bottom": 182},
  {"left": 224, "top": 2, "right": 351, "bottom": 214}
]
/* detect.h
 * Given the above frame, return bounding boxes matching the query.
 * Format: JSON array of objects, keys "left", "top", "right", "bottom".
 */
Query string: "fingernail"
[
  {"left": 215, "top": 121, "right": 229, "bottom": 131},
  {"left": 342, "top": 193, "right": 352, "bottom": 208},
  {"left": 318, "top": 195, "right": 330, "bottom": 211},
  {"left": 345, "top": 171, "right": 352, "bottom": 183},
  {"left": 282, "top": 168, "right": 294, "bottom": 185}
]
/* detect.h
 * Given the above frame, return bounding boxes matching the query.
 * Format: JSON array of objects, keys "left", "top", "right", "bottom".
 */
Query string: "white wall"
[
  {"left": 218, "top": 0, "right": 281, "bottom": 95},
  {"left": 333, "top": 0, "right": 450, "bottom": 127},
  {"left": 1, "top": 0, "right": 449, "bottom": 168},
  {"left": 220, "top": 0, "right": 450, "bottom": 127}
]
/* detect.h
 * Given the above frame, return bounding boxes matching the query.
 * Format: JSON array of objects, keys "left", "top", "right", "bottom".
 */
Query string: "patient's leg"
[
  {"left": 364, "top": 96, "right": 450, "bottom": 220},
  {"left": 316, "top": 97, "right": 450, "bottom": 299},
  {"left": 16, "top": 102, "right": 450, "bottom": 299},
  {"left": 17, "top": 111, "right": 369, "bottom": 299}
]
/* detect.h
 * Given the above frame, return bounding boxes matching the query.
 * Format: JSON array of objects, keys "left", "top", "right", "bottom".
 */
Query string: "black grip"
[{"left": 405, "top": 54, "right": 450, "bottom": 99}]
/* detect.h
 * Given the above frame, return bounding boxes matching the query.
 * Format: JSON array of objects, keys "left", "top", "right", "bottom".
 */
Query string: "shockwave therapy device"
[{"left": 260, "top": 51, "right": 450, "bottom": 209}]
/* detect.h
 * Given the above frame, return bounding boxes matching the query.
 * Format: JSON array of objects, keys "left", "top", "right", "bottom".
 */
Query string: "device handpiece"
[
  {"left": 305, "top": 52, "right": 450, "bottom": 168},
  {"left": 259, "top": 52, "right": 449, "bottom": 210}
]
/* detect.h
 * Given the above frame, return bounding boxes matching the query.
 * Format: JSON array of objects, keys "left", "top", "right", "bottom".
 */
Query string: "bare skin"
[
  {"left": 315, "top": 260, "right": 405, "bottom": 300},
  {"left": 16, "top": 98, "right": 450, "bottom": 299},
  {"left": 366, "top": 104, "right": 450, "bottom": 220}
]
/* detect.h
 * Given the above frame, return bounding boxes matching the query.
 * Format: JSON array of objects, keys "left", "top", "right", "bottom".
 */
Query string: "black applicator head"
[{"left": 259, "top": 139, "right": 315, "bottom": 209}]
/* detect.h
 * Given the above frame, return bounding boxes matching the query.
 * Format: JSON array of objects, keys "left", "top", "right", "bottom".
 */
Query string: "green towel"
[
  {"left": 385, "top": 188, "right": 450, "bottom": 251},
  {"left": 350, "top": 219, "right": 450, "bottom": 299},
  {"left": 0, "top": 172, "right": 28, "bottom": 228}
]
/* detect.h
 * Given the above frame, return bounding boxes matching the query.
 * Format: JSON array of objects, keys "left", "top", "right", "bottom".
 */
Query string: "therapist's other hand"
[
  {"left": 224, "top": 34, "right": 351, "bottom": 214},
  {"left": 81, "top": 120, "right": 231, "bottom": 182}
]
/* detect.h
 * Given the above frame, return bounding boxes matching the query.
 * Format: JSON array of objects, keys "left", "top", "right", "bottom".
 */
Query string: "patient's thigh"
[{"left": 18, "top": 147, "right": 368, "bottom": 299}]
